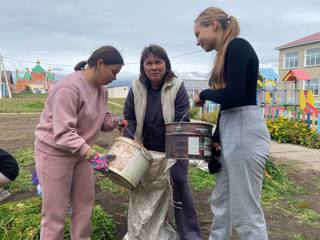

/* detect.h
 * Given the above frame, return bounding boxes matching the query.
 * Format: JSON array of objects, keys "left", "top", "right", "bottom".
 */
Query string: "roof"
[
  {"left": 182, "top": 79, "right": 208, "bottom": 90},
  {"left": 107, "top": 79, "right": 132, "bottom": 88},
  {"left": 276, "top": 32, "right": 320, "bottom": 50},
  {"left": 31, "top": 64, "right": 45, "bottom": 73},
  {"left": 22, "top": 71, "right": 32, "bottom": 80},
  {"left": 259, "top": 68, "right": 278, "bottom": 81},
  {"left": 282, "top": 69, "right": 312, "bottom": 81}
]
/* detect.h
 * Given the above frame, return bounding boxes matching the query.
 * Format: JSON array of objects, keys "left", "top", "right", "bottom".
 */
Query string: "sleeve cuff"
[
  {"left": 199, "top": 89, "right": 208, "bottom": 102},
  {"left": 79, "top": 143, "right": 91, "bottom": 157}
]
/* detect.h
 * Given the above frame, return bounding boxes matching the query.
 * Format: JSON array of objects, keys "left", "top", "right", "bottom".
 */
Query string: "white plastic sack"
[
  {"left": 189, "top": 159, "right": 209, "bottom": 172},
  {"left": 123, "top": 151, "right": 179, "bottom": 240}
]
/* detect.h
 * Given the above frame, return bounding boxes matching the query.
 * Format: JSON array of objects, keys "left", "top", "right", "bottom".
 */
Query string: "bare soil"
[{"left": 1, "top": 113, "right": 319, "bottom": 239}]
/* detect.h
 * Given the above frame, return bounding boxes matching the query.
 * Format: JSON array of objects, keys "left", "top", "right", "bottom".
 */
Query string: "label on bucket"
[
  {"left": 188, "top": 137, "right": 200, "bottom": 155},
  {"left": 204, "top": 137, "right": 212, "bottom": 157}
]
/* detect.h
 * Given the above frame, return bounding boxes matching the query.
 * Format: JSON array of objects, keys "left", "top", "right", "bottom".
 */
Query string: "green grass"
[
  {"left": 188, "top": 159, "right": 320, "bottom": 226},
  {"left": 6, "top": 148, "right": 35, "bottom": 193},
  {"left": 13, "top": 148, "right": 35, "bottom": 167},
  {"left": 262, "top": 160, "right": 320, "bottom": 226},
  {"left": 7, "top": 168, "right": 34, "bottom": 193},
  {"left": 0, "top": 198, "right": 116, "bottom": 240},
  {"left": 262, "top": 159, "right": 303, "bottom": 204},
  {"left": 5, "top": 145, "right": 320, "bottom": 231},
  {"left": 92, "top": 145, "right": 109, "bottom": 154},
  {"left": 188, "top": 166, "right": 215, "bottom": 191},
  {"left": 0, "top": 93, "right": 125, "bottom": 114},
  {"left": 291, "top": 233, "right": 308, "bottom": 240},
  {"left": 0, "top": 94, "right": 47, "bottom": 112},
  {"left": 96, "top": 176, "right": 128, "bottom": 196},
  {"left": 108, "top": 98, "right": 126, "bottom": 106},
  {"left": 108, "top": 104, "right": 124, "bottom": 115}
]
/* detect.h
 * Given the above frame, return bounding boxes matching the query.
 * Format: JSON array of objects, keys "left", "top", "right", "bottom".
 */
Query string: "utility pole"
[{"left": 0, "top": 55, "right": 12, "bottom": 99}]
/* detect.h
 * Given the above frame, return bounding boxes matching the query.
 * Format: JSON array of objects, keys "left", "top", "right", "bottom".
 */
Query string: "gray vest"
[{"left": 132, "top": 78, "right": 182, "bottom": 143}]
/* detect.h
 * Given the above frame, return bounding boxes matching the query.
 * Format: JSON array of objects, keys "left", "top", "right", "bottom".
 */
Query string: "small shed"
[{"left": 1, "top": 71, "right": 14, "bottom": 98}]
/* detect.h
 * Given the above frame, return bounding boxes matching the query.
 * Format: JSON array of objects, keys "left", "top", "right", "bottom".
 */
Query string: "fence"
[{"left": 261, "top": 105, "right": 320, "bottom": 134}]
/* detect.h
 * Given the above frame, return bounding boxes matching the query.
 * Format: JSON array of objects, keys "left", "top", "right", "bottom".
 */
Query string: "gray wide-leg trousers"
[{"left": 209, "top": 106, "right": 270, "bottom": 240}]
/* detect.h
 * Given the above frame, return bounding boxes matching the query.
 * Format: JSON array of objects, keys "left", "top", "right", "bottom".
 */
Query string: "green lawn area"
[
  {"left": 108, "top": 103, "right": 124, "bottom": 115},
  {"left": 0, "top": 93, "right": 47, "bottom": 112},
  {"left": 108, "top": 98, "right": 126, "bottom": 106},
  {"left": 0, "top": 93, "right": 125, "bottom": 114}
]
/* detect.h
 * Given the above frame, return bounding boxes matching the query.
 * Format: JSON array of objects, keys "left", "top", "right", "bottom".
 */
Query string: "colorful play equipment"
[
  {"left": 261, "top": 69, "right": 319, "bottom": 133},
  {"left": 257, "top": 68, "right": 278, "bottom": 105},
  {"left": 299, "top": 90, "right": 318, "bottom": 117}
]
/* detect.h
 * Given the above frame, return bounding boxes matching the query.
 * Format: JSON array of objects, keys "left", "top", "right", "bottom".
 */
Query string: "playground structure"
[{"left": 258, "top": 69, "right": 319, "bottom": 133}]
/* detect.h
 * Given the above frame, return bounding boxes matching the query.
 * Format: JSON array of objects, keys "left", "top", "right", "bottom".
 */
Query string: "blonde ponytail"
[{"left": 195, "top": 8, "right": 240, "bottom": 89}]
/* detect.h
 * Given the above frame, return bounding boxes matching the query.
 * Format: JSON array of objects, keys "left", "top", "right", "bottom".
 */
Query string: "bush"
[
  {"left": 189, "top": 107, "right": 200, "bottom": 119},
  {"left": 201, "top": 111, "right": 219, "bottom": 124},
  {"left": 267, "top": 117, "right": 320, "bottom": 149},
  {"left": 0, "top": 198, "right": 116, "bottom": 240},
  {"left": 190, "top": 107, "right": 219, "bottom": 125}
]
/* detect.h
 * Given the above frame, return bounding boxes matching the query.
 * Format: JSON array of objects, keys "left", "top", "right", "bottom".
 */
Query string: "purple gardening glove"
[{"left": 89, "top": 152, "right": 116, "bottom": 173}]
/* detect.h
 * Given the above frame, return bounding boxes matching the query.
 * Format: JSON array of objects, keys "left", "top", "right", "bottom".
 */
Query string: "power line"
[
  {"left": 3, "top": 56, "right": 74, "bottom": 67},
  {"left": 1, "top": 49, "right": 205, "bottom": 68}
]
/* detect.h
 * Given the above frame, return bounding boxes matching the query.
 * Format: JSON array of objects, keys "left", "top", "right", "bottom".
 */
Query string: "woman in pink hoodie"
[{"left": 34, "top": 46, "right": 124, "bottom": 240}]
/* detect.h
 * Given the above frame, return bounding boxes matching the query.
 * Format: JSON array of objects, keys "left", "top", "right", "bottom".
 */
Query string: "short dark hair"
[
  {"left": 139, "top": 44, "right": 173, "bottom": 83},
  {"left": 74, "top": 46, "right": 124, "bottom": 71}
]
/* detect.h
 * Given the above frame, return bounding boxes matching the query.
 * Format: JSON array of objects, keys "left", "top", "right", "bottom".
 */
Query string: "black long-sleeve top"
[
  {"left": 123, "top": 81, "right": 190, "bottom": 152},
  {"left": 200, "top": 38, "right": 259, "bottom": 142}
]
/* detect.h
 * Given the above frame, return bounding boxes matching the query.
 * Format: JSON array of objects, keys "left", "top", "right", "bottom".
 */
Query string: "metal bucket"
[
  {"left": 165, "top": 122, "right": 213, "bottom": 161},
  {"left": 107, "top": 137, "right": 153, "bottom": 190}
]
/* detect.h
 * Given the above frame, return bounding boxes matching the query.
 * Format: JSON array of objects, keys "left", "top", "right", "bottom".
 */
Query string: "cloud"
[{"left": 1, "top": 0, "right": 319, "bottom": 78}]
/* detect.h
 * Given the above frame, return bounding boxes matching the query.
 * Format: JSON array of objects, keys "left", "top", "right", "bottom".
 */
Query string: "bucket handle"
[{"left": 176, "top": 111, "right": 189, "bottom": 132}]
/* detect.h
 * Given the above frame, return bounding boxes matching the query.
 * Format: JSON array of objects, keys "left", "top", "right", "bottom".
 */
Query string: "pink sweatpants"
[{"left": 35, "top": 147, "right": 95, "bottom": 240}]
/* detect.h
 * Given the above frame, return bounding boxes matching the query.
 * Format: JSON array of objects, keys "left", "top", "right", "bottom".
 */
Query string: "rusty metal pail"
[
  {"left": 165, "top": 122, "right": 213, "bottom": 161},
  {"left": 107, "top": 137, "right": 153, "bottom": 190}
]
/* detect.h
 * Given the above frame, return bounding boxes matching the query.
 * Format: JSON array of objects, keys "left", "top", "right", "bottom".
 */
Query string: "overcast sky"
[{"left": 1, "top": 0, "right": 319, "bottom": 80}]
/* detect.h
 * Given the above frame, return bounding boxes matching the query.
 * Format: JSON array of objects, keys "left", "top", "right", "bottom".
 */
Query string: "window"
[
  {"left": 305, "top": 48, "right": 320, "bottom": 67},
  {"left": 284, "top": 52, "right": 299, "bottom": 69},
  {"left": 304, "top": 78, "right": 319, "bottom": 96}
]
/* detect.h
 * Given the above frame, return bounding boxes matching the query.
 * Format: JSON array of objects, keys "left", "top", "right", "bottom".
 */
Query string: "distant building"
[
  {"left": 107, "top": 85, "right": 129, "bottom": 98},
  {"left": 15, "top": 61, "right": 56, "bottom": 93},
  {"left": 0, "top": 71, "right": 14, "bottom": 98},
  {"left": 276, "top": 32, "right": 320, "bottom": 108},
  {"left": 182, "top": 79, "right": 209, "bottom": 98}
]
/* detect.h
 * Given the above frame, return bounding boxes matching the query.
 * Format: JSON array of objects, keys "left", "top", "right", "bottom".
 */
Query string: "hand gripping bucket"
[{"left": 107, "top": 137, "right": 153, "bottom": 190}]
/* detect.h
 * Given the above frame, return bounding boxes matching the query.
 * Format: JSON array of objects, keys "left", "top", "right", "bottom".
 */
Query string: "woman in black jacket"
[{"left": 193, "top": 7, "right": 270, "bottom": 240}]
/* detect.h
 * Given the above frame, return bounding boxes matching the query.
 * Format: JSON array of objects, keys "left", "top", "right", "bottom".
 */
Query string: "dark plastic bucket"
[{"left": 165, "top": 122, "right": 213, "bottom": 161}]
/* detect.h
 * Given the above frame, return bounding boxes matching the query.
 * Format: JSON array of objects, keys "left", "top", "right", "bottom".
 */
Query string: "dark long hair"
[
  {"left": 74, "top": 46, "right": 124, "bottom": 71},
  {"left": 139, "top": 44, "right": 175, "bottom": 83}
]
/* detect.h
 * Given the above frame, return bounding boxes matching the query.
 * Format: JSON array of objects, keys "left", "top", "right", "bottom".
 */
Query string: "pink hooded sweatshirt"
[{"left": 34, "top": 71, "right": 115, "bottom": 156}]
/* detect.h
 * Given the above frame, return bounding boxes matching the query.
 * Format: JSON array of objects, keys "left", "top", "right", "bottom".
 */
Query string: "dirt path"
[
  {"left": 270, "top": 141, "right": 320, "bottom": 171},
  {"left": 0, "top": 113, "right": 120, "bottom": 153}
]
